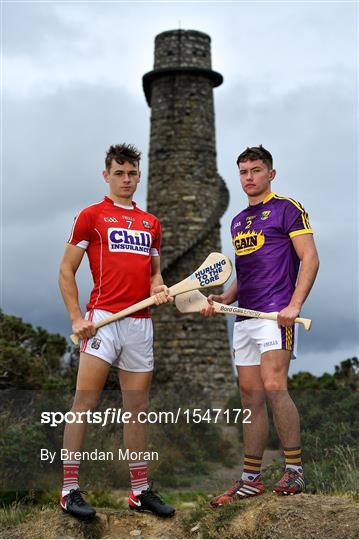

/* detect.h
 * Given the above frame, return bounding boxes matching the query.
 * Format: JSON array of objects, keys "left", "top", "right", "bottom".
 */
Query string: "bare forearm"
[
  {"left": 59, "top": 268, "right": 83, "bottom": 321},
  {"left": 150, "top": 272, "right": 164, "bottom": 295},
  {"left": 58, "top": 244, "right": 95, "bottom": 339},
  {"left": 201, "top": 279, "right": 238, "bottom": 317},
  {"left": 221, "top": 280, "right": 238, "bottom": 305},
  {"left": 290, "top": 255, "right": 319, "bottom": 310}
]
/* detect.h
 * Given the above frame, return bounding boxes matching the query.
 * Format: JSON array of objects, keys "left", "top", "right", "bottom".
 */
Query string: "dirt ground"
[
  {"left": 3, "top": 493, "right": 358, "bottom": 539},
  {"left": 2, "top": 430, "right": 358, "bottom": 539}
]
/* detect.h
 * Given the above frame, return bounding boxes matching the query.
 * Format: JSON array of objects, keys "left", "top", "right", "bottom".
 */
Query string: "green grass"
[
  {"left": 180, "top": 498, "right": 211, "bottom": 538},
  {"left": 86, "top": 490, "right": 127, "bottom": 509},
  {"left": 180, "top": 496, "right": 244, "bottom": 539},
  {"left": 305, "top": 445, "right": 359, "bottom": 498},
  {"left": 261, "top": 444, "right": 359, "bottom": 499},
  {"left": 161, "top": 490, "right": 207, "bottom": 506},
  {"left": 0, "top": 501, "right": 32, "bottom": 529}
]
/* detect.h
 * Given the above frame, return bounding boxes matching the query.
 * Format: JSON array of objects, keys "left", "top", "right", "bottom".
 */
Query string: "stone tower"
[{"left": 143, "top": 29, "right": 235, "bottom": 402}]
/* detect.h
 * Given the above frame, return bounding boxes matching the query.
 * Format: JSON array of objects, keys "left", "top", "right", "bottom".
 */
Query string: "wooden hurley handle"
[
  {"left": 175, "top": 290, "right": 312, "bottom": 331},
  {"left": 70, "top": 251, "right": 232, "bottom": 345},
  {"left": 213, "top": 302, "right": 312, "bottom": 331},
  {"left": 70, "top": 296, "right": 157, "bottom": 345}
]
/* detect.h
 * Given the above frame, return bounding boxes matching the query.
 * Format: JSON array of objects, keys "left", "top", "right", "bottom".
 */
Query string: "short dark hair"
[
  {"left": 105, "top": 143, "right": 142, "bottom": 171},
  {"left": 236, "top": 145, "right": 273, "bottom": 170}
]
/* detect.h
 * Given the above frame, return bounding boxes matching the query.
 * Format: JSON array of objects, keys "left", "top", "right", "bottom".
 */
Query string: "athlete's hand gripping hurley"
[
  {"left": 70, "top": 252, "right": 232, "bottom": 344},
  {"left": 175, "top": 290, "right": 312, "bottom": 331}
]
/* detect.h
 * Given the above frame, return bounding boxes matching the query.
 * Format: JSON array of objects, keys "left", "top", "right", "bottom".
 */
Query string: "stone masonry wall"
[{"left": 144, "top": 30, "right": 236, "bottom": 404}]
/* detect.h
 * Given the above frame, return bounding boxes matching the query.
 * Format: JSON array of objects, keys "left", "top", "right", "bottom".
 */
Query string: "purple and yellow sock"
[
  {"left": 241, "top": 454, "right": 262, "bottom": 482},
  {"left": 284, "top": 447, "right": 303, "bottom": 474}
]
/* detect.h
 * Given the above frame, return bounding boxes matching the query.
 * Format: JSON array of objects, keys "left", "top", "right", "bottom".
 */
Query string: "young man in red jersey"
[
  {"left": 59, "top": 144, "right": 175, "bottom": 519},
  {"left": 202, "top": 145, "right": 319, "bottom": 506}
]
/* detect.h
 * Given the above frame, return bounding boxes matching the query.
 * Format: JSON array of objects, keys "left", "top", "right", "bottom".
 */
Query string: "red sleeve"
[
  {"left": 151, "top": 219, "right": 162, "bottom": 256},
  {"left": 67, "top": 209, "right": 92, "bottom": 249}
]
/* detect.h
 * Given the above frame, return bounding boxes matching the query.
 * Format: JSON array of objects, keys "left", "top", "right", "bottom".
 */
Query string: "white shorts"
[
  {"left": 233, "top": 319, "right": 298, "bottom": 367},
  {"left": 80, "top": 309, "right": 154, "bottom": 372}
]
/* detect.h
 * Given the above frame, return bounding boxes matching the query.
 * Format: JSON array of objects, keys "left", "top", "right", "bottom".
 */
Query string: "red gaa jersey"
[{"left": 67, "top": 196, "right": 161, "bottom": 317}]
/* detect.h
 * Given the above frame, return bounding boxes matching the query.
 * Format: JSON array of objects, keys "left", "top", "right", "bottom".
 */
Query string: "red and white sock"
[
  {"left": 62, "top": 460, "right": 80, "bottom": 496},
  {"left": 129, "top": 461, "right": 148, "bottom": 495}
]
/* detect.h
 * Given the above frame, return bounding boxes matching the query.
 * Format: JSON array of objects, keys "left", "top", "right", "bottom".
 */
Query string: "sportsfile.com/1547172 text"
[{"left": 40, "top": 408, "right": 252, "bottom": 427}]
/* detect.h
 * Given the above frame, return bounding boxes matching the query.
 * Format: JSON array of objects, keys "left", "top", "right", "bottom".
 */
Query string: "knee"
[
  {"left": 71, "top": 392, "right": 100, "bottom": 412},
  {"left": 123, "top": 397, "right": 149, "bottom": 415},
  {"left": 263, "top": 377, "right": 288, "bottom": 398},
  {"left": 239, "top": 384, "right": 266, "bottom": 408}
]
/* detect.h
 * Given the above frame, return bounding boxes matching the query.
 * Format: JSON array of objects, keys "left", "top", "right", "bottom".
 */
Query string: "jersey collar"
[
  {"left": 247, "top": 192, "right": 275, "bottom": 209},
  {"left": 262, "top": 192, "right": 275, "bottom": 204},
  {"left": 104, "top": 196, "right": 137, "bottom": 209}
]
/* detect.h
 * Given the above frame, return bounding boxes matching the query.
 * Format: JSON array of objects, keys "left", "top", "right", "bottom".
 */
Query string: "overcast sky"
[{"left": 2, "top": 1, "right": 358, "bottom": 375}]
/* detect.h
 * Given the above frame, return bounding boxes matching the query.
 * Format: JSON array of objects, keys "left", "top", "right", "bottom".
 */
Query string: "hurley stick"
[
  {"left": 71, "top": 252, "right": 232, "bottom": 344},
  {"left": 175, "top": 290, "right": 312, "bottom": 331}
]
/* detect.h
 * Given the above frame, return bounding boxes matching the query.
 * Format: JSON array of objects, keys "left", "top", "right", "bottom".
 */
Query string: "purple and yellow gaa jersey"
[{"left": 231, "top": 192, "right": 313, "bottom": 320}]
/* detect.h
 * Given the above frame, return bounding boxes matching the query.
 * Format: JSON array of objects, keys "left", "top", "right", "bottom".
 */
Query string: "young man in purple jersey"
[{"left": 202, "top": 145, "right": 319, "bottom": 505}]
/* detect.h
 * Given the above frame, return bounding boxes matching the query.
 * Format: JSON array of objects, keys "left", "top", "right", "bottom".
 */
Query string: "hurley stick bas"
[
  {"left": 70, "top": 252, "right": 232, "bottom": 344},
  {"left": 175, "top": 290, "right": 312, "bottom": 331}
]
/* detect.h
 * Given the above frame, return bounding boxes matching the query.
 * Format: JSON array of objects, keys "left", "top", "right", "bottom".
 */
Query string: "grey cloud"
[
  {"left": 4, "top": 85, "right": 149, "bottom": 227},
  {"left": 3, "top": 2, "right": 357, "bottom": 375},
  {"left": 4, "top": 79, "right": 357, "bottom": 362},
  {"left": 4, "top": 3, "right": 77, "bottom": 56},
  {"left": 216, "top": 78, "right": 357, "bottom": 356},
  {"left": 290, "top": 348, "right": 359, "bottom": 377}
]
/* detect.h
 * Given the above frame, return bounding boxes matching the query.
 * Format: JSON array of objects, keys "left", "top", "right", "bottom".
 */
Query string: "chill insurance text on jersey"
[{"left": 68, "top": 196, "right": 161, "bottom": 316}]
